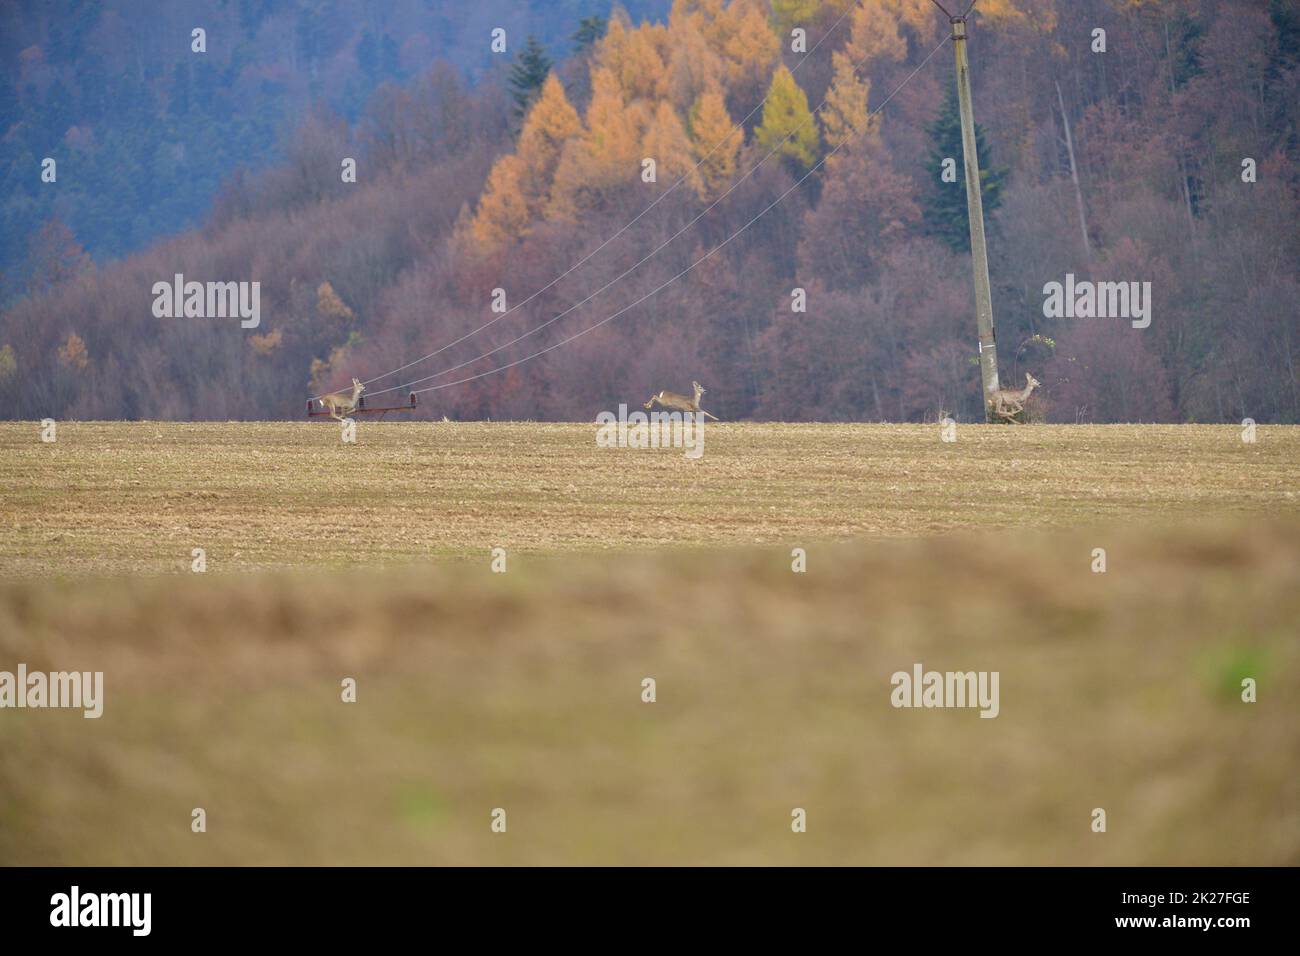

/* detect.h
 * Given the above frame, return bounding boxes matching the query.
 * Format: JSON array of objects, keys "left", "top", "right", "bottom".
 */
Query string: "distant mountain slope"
[{"left": 0, "top": 0, "right": 671, "bottom": 276}]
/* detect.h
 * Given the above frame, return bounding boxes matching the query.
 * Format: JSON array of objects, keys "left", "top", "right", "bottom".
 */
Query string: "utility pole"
[{"left": 934, "top": 2, "right": 1000, "bottom": 419}]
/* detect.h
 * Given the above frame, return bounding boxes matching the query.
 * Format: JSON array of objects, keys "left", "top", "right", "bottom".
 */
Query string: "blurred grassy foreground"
[{"left": 0, "top": 516, "right": 1296, "bottom": 865}]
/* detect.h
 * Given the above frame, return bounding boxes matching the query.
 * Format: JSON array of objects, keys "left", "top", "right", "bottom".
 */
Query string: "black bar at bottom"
[{"left": 0, "top": 866, "right": 1286, "bottom": 942}]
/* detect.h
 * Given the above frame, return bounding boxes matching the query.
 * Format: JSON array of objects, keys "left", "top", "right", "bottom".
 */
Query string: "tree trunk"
[{"left": 1056, "top": 81, "right": 1093, "bottom": 268}]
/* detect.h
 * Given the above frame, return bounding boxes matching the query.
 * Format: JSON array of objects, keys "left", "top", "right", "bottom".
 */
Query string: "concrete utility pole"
[{"left": 936, "top": 3, "right": 1000, "bottom": 418}]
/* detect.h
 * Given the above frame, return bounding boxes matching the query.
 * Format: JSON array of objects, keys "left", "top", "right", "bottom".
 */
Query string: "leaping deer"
[
  {"left": 987, "top": 373, "right": 1040, "bottom": 422},
  {"left": 318, "top": 378, "right": 365, "bottom": 420},
  {"left": 644, "top": 380, "right": 719, "bottom": 420}
]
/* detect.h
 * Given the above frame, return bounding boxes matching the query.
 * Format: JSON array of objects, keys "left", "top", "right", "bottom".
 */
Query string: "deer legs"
[{"left": 995, "top": 401, "right": 1025, "bottom": 422}]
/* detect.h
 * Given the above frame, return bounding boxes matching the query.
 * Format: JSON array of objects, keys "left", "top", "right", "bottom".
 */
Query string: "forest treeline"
[{"left": 1, "top": 0, "right": 1297, "bottom": 423}]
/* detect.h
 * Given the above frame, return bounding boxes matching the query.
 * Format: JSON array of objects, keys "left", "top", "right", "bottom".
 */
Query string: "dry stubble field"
[
  {"left": 1, "top": 421, "right": 1296, "bottom": 577},
  {"left": 0, "top": 421, "right": 1297, "bottom": 864}
]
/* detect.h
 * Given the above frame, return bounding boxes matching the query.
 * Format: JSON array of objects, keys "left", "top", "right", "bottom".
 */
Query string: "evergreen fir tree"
[
  {"left": 508, "top": 36, "right": 553, "bottom": 121},
  {"left": 923, "top": 85, "right": 1006, "bottom": 253},
  {"left": 573, "top": 16, "right": 607, "bottom": 52}
]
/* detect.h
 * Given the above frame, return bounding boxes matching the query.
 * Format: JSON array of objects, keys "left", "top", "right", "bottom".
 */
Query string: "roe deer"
[
  {"left": 319, "top": 378, "right": 365, "bottom": 420},
  {"left": 987, "top": 373, "right": 1040, "bottom": 421},
  {"left": 643, "top": 380, "right": 719, "bottom": 420}
]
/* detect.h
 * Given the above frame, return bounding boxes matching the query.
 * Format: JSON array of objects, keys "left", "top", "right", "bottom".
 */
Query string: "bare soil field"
[{"left": 1, "top": 421, "right": 1297, "bottom": 578}]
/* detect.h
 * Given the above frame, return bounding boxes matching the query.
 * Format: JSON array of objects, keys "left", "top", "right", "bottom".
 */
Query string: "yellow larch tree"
[
  {"left": 548, "top": 67, "right": 651, "bottom": 221},
  {"left": 515, "top": 74, "right": 583, "bottom": 204},
  {"left": 754, "top": 65, "right": 820, "bottom": 172},
  {"left": 843, "top": 0, "right": 943, "bottom": 67},
  {"left": 696, "top": 0, "right": 780, "bottom": 111},
  {"left": 688, "top": 89, "right": 742, "bottom": 199},
  {"left": 642, "top": 100, "right": 703, "bottom": 195},
  {"left": 819, "top": 50, "right": 879, "bottom": 156},
  {"left": 470, "top": 73, "right": 581, "bottom": 249},
  {"left": 594, "top": 18, "right": 670, "bottom": 103},
  {"left": 664, "top": 1, "right": 726, "bottom": 112},
  {"left": 470, "top": 154, "right": 533, "bottom": 249},
  {"left": 584, "top": 66, "right": 652, "bottom": 181}
]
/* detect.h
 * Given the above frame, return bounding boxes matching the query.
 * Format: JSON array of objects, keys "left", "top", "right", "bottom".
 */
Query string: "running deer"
[
  {"left": 987, "top": 373, "right": 1040, "bottom": 421},
  {"left": 319, "top": 378, "right": 365, "bottom": 420},
  {"left": 643, "top": 381, "right": 719, "bottom": 420}
]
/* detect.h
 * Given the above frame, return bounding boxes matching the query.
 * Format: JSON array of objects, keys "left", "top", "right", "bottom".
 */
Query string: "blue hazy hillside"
[{"left": 0, "top": 0, "right": 669, "bottom": 278}]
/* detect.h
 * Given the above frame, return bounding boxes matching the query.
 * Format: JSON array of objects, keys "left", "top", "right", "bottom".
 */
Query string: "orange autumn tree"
[
  {"left": 515, "top": 74, "right": 584, "bottom": 186},
  {"left": 819, "top": 51, "right": 878, "bottom": 156},
  {"left": 663, "top": 2, "right": 726, "bottom": 111},
  {"left": 798, "top": 25, "right": 920, "bottom": 290},
  {"left": 842, "top": 0, "right": 941, "bottom": 66},
  {"left": 470, "top": 154, "right": 533, "bottom": 249},
  {"left": 688, "top": 90, "right": 742, "bottom": 199},
  {"left": 475, "top": 2, "right": 782, "bottom": 236},
  {"left": 696, "top": 0, "right": 780, "bottom": 117},
  {"left": 58, "top": 332, "right": 91, "bottom": 371},
  {"left": 470, "top": 74, "right": 581, "bottom": 249},
  {"left": 548, "top": 66, "right": 652, "bottom": 221},
  {"left": 596, "top": 16, "right": 670, "bottom": 102},
  {"left": 642, "top": 100, "right": 703, "bottom": 194}
]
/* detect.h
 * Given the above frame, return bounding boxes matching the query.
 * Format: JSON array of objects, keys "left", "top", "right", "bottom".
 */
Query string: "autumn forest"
[{"left": 2, "top": 0, "right": 1297, "bottom": 423}]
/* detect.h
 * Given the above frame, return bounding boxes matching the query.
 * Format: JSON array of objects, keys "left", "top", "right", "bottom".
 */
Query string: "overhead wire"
[
  {"left": 387, "top": 33, "right": 952, "bottom": 398},
  {"left": 311, "top": 3, "right": 858, "bottom": 400}
]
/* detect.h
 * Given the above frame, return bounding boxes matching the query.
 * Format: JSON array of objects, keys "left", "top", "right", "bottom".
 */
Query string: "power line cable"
[
  {"left": 398, "top": 34, "right": 950, "bottom": 399},
  {"left": 311, "top": 4, "right": 857, "bottom": 400},
  {"left": 366, "top": 26, "right": 943, "bottom": 400}
]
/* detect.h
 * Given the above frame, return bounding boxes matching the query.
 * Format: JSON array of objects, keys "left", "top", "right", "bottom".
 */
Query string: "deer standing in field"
[
  {"left": 319, "top": 378, "right": 365, "bottom": 420},
  {"left": 987, "top": 373, "right": 1040, "bottom": 422},
  {"left": 644, "top": 381, "right": 719, "bottom": 420}
]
